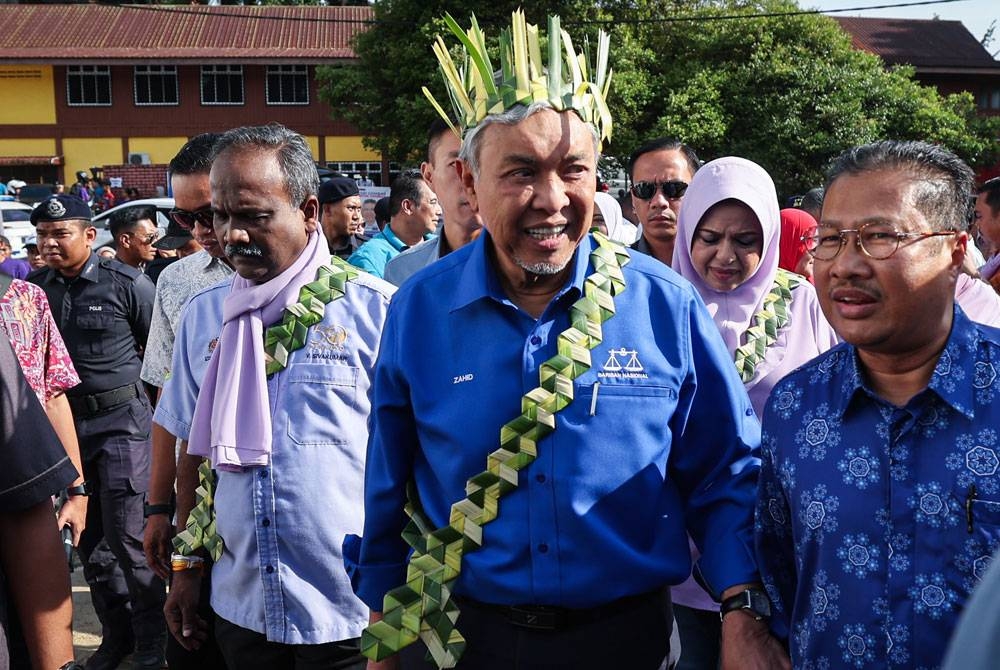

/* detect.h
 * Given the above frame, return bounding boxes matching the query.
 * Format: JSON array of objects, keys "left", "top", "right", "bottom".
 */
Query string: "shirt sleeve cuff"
[
  {"left": 697, "top": 538, "right": 759, "bottom": 601},
  {"left": 153, "top": 404, "right": 191, "bottom": 441},
  {"left": 343, "top": 533, "right": 410, "bottom": 611}
]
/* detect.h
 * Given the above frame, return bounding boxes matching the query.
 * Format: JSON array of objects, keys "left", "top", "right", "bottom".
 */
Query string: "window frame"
[
  {"left": 200, "top": 64, "right": 245, "bottom": 106},
  {"left": 133, "top": 65, "right": 179, "bottom": 107},
  {"left": 265, "top": 64, "right": 310, "bottom": 106},
  {"left": 66, "top": 65, "right": 112, "bottom": 107}
]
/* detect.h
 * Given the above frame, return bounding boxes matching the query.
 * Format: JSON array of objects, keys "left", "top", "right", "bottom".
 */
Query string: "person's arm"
[
  {"left": 47, "top": 393, "right": 87, "bottom": 545},
  {"left": 144, "top": 387, "right": 178, "bottom": 580},
  {"left": 0, "top": 499, "right": 75, "bottom": 670},
  {"left": 365, "top": 611, "right": 399, "bottom": 670},
  {"left": 163, "top": 440, "right": 208, "bottom": 650}
]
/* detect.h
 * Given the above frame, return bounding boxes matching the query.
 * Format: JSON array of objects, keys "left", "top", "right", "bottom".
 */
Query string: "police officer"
[{"left": 28, "top": 195, "right": 166, "bottom": 670}]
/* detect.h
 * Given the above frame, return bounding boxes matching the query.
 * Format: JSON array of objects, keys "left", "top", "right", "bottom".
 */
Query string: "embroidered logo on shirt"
[
  {"left": 88, "top": 305, "right": 103, "bottom": 312},
  {"left": 204, "top": 337, "right": 218, "bottom": 362},
  {"left": 307, "top": 325, "right": 350, "bottom": 362},
  {"left": 453, "top": 373, "right": 474, "bottom": 384},
  {"left": 598, "top": 347, "right": 648, "bottom": 379}
]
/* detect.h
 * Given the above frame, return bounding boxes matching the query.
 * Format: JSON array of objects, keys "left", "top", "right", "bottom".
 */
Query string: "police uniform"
[{"left": 27, "top": 195, "right": 165, "bottom": 668}]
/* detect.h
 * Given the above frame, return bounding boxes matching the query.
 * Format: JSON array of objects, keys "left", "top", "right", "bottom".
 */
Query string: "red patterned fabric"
[{"left": 0, "top": 279, "right": 80, "bottom": 404}]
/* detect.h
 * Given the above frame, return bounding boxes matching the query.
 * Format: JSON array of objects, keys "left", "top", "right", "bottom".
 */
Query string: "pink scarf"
[{"left": 187, "top": 231, "right": 328, "bottom": 471}]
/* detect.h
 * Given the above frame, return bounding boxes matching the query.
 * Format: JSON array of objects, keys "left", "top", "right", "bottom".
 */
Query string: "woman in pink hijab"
[
  {"left": 778, "top": 208, "right": 818, "bottom": 283},
  {"left": 668, "top": 157, "right": 838, "bottom": 670}
]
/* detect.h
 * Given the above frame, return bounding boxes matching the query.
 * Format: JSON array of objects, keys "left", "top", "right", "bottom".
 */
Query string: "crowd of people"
[{"left": 4, "top": 10, "right": 1000, "bottom": 670}]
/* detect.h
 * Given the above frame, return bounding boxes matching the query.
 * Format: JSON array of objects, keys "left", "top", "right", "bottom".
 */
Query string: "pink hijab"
[
  {"left": 778, "top": 208, "right": 817, "bottom": 282},
  {"left": 672, "top": 156, "right": 781, "bottom": 352}
]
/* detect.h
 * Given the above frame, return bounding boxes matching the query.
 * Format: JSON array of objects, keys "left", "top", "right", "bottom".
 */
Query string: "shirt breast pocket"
[
  {"left": 284, "top": 364, "right": 359, "bottom": 446},
  {"left": 75, "top": 304, "right": 114, "bottom": 355}
]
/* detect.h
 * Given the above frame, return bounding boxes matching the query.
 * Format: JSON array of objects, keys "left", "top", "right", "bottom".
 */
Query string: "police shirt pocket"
[
  {"left": 75, "top": 304, "right": 113, "bottom": 355},
  {"left": 285, "top": 364, "right": 358, "bottom": 446}
]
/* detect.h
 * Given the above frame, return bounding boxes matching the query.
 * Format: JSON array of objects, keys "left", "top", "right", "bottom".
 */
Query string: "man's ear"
[
  {"left": 420, "top": 161, "right": 434, "bottom": 186},
  {"left": 301, "top": 195, "right": 320, "bottom": 234},
  {"left": 950, "top": 230, "right": 969, "bottom": 278},
  {"left": 457, "top": 160, "right": 479, "bottom": 213}
]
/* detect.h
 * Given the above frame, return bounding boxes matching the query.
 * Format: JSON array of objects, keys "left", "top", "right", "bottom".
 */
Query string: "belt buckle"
[{"left": 506, "top": 606, "right": 561, "bottom": 631}]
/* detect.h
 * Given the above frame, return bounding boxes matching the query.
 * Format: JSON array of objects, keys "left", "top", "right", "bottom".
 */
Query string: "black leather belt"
[
  {"left": 457, "top": 588, "right": 665, "bottom": 631},
  {"left": 68, "top": 384, "right": 139, "bottom": 417}
]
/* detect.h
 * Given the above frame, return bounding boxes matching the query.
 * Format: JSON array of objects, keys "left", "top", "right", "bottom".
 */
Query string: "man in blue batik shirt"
[
  {"left": 755, "top": 140, "right": 1000, "bottom": 669},
  {"left": 347, "top": 14, "right": 788, "bottom": 670}
]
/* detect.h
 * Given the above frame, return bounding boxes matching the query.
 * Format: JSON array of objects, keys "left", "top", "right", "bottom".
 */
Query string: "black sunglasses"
[
  {"left": 169, "top": 207, "right": 214, "bottom": 230},
  {"left": 630, "top": 180, "right": 688, "bottom": 201}
]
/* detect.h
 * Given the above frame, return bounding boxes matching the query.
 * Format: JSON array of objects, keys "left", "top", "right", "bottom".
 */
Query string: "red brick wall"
[{"left": 101, "top": 164, "right": 170, "bottom": 199}]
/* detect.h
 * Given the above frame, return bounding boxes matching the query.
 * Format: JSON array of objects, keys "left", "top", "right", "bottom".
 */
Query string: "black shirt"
[
  {"left": 0, "top": 335, "right": 77, "bottom": 511},
  {"left": 28, "top": 252, "right": 155, "bottom": 396}
]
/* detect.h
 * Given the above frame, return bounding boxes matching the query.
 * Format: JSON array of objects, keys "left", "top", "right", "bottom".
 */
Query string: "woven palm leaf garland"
[
  {"left": 361, "top": 233, "right": 630, "bottom": 668},
  {"left": 733, "top": 268, "right": 801, "bottom": 383},
  {"left": 172, "top": 257, "right": 359, "bottom": 559}
]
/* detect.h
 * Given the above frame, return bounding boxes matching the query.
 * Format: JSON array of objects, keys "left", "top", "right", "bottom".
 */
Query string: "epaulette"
[{"left": 99, "top": 257, "right": 144, "bottom": 280}]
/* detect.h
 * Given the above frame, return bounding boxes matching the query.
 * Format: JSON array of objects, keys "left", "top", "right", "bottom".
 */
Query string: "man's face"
[
  {"left": 463, "top": 109, "right": 595, "bottom": 280},
  {"left": 211, "top": 146, "right": 318, "bottom": 283},
  {"left": 171, "top": 172, "right": 222, "bottom": 258},
  {"left": 361, "top": 200, "right": 376, "bottom": 226},
  {"left": 25, "top": 246, "right": 44, "bottom": 269},
  {"left": 400, "top": 181, "right": 442, "bottom": 235},
  {"left": 816, "top": 168, "right": 965, "bottom": 358},
  {"left": 974, "top": 192, "right": 1000, "bottom": 248},
  {"left": 35, "top": 220, "right": 96, "bottom": 273},
  {"left": 321, "top": 196, "right": 363, "bottom": 244},
  {"left": 121, "top": 218, "right": 159, "bottom": 264},
  {"left": 0, "top": 241, "right": 9, "bottom": 262},
  {"left": 631, "top": 148, "right": 695, "bottom": 244},
  {"left": 424, "top": 130, "right": 482, "bottom": 235}
]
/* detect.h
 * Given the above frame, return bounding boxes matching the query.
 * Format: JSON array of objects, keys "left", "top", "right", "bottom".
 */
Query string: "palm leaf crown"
[{"left": 422, "top": 10, "right": 613, "bottom": 148}]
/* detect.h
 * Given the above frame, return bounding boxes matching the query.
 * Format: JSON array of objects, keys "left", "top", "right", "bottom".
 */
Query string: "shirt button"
[
  {"left": 536, "top": 474, "right": 546, "bottom": 483},
  {"left": 262, "top": 518, "right": 271, "bottom": 527},
  {"left": 266, "top": 565, "right": 275, "bottom": 574},
  {"left": 538, "top": 543, "right": 549, "bottom": 554},
  {"left": 530, "top": 335, "right": 541, "bottom": 346}
]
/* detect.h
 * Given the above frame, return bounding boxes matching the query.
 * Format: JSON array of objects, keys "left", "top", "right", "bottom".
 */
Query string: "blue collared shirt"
[
  {"left": 155, "top": 270, "right": 394, "bottom": 644},
  {"left": 347, "top": 233, "right": 761, "bottom": 610},
  {"left": 348, "top": 225, "right": 434, "bottom": 278},
  {"left": 755, "top": 306, "right": 1000, "bottom": 669}
]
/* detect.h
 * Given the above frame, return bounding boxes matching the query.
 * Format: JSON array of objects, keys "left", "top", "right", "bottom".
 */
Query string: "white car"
[
  {"left": 91, "top": 197, "right": 174, "bottom": 250},
  {"left": 0, "top": 200, "right": 36, "bottom": 257}
]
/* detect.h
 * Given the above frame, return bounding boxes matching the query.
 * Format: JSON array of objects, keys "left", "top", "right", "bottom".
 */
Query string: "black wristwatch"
[
  {"left": 59, "top": 661, "right": 85, "bottom": 670},
  {"left": 66, "top": 481, "right": 92, "bottom": 497},
  {"left": 720, "top": 588, "right": 771, "bottom": 621},
  {"left": 143, "top": 502, "right": 174, "bottom": 518}
]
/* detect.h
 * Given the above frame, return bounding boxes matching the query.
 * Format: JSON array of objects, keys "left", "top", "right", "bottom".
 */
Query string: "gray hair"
[
  {"left": 459, "top": 102, "right": 600, "bottom": 178},
  {"left": 825, "top": 140, "right": 974, "bottom": 232},
  {"left": 210, "top": 124, "right": 319, "bottom": 207}
]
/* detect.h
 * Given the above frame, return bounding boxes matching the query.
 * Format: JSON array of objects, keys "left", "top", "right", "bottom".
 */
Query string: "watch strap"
[
  {"left": 66, "top": 481, "right": 92, "bottom": 497},
  {"left": 143, "top": 502, "right": 174, "bottom": 518},
  {"left": 720, "top": 588, "right": 771, "bottom": 621}
]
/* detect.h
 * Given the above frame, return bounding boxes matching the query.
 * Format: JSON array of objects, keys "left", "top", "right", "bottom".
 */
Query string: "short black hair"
[
  {"left": 389, "top": 170, "right": 427, "bottom": 217},
  {"left": 169, "top": 133, "right": 222, "bottom": 175},
  {"left": 109, "top": 205, "right": 157, "bottom": 239},
  {"left": 427, "top": 117, "right": 458, "bottom": 164},
  {"left": 826, "top": 140, "right": 974, "bottom": 232},
  {"left": 978, "top": 177, "right": 1000, "bottom": 216},
  {"left": 628, "top": 138, "right": 701, "bottom": 179}
]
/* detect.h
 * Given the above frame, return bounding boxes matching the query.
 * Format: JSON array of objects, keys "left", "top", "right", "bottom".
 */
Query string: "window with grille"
[
  {"left": 67, "top": 65, "right": 112, "bottom": 106},
  {"left": 134, "top": 65, "right": 178, "bottom": 105},
  {"left": 201, "top": 65, "right": 244, "bottom": 105},
  {"left": 266, "top": 65, "right": 309, "bottom": 105}
]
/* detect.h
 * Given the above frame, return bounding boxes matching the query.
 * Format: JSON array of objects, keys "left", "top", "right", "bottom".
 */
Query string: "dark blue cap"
[
  {"left": 30, "top": 194, "right": 92, "bottom": 225},
  {"left": 318, "top": 177, "right": 359, "bottom": 205}
]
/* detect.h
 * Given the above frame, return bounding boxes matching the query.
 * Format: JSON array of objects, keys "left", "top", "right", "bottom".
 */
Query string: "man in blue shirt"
[
  {"left": 160, "top": 124, "right": 394, "bottom": 670},
  {"left": 348, "top": 12, "right": 786, "bottom": 670},
  {"left": 347, "top": 170, "right": 439, "bottom": 278},
  {"left": 755, "top": 140, "right": 1000, "bottom": 668}
]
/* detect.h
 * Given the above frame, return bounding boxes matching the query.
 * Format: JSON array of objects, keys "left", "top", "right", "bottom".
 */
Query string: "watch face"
[{"left": 749, "top": 590, "right": 772, "bottom": 618}]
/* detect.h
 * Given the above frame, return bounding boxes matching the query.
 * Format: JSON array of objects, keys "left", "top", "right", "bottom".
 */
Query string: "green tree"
[{"left": 319, "top": 0, "right": 1000, "bottom": 194}]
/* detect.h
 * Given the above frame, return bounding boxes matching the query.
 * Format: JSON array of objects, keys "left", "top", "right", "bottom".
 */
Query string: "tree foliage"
[{"left": 318, "top": 0, "right": 1000, "bottom": 194}]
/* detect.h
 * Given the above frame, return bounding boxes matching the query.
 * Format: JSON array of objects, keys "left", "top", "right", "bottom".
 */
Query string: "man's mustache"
[{"left": 225, "top": 243, "right": 264, "bottom": 258}]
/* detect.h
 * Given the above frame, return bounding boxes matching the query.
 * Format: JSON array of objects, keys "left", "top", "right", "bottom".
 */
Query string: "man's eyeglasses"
[
  {"left": 804, "top": 222, "right": 958, "bottom": 261},
  {"left": 169, "top": 207, "right": 214, "bottom": 231},
  {"left": 132, "top": 231, "right": 160, "bottom": 245},
  {"left": 630, "top": 180, "right": 688, "bottom": 201}
]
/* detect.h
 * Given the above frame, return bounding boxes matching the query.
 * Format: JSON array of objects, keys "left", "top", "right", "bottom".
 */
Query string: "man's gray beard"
[{"left": 515, "top": 256, "right": 568, "bottom": 276}]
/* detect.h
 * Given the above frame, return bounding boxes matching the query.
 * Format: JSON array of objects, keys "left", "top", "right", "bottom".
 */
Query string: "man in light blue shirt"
[
  {"left": 384, "top": 119, "right": 482, "bottom": 287},
  {"left": 347, "top": 170, "right": 439, "bottom": 278},
  {"left": 160, "top": 124, "right": 394, "bottom": 670}
]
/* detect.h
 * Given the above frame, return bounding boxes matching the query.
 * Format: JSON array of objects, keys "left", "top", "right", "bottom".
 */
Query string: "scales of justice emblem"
[{"left": 600, "top": 347, "right": 648, "bottom": 378}]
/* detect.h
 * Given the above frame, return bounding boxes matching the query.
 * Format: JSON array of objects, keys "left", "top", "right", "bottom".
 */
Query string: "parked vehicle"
[{"left": 92, "top": 197, "right": 173, "bottom": 249}]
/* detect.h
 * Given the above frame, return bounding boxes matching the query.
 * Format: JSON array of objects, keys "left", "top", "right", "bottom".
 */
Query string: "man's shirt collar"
[{"left": 834, "top": 304, "right": 977, "bottom": 420}]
